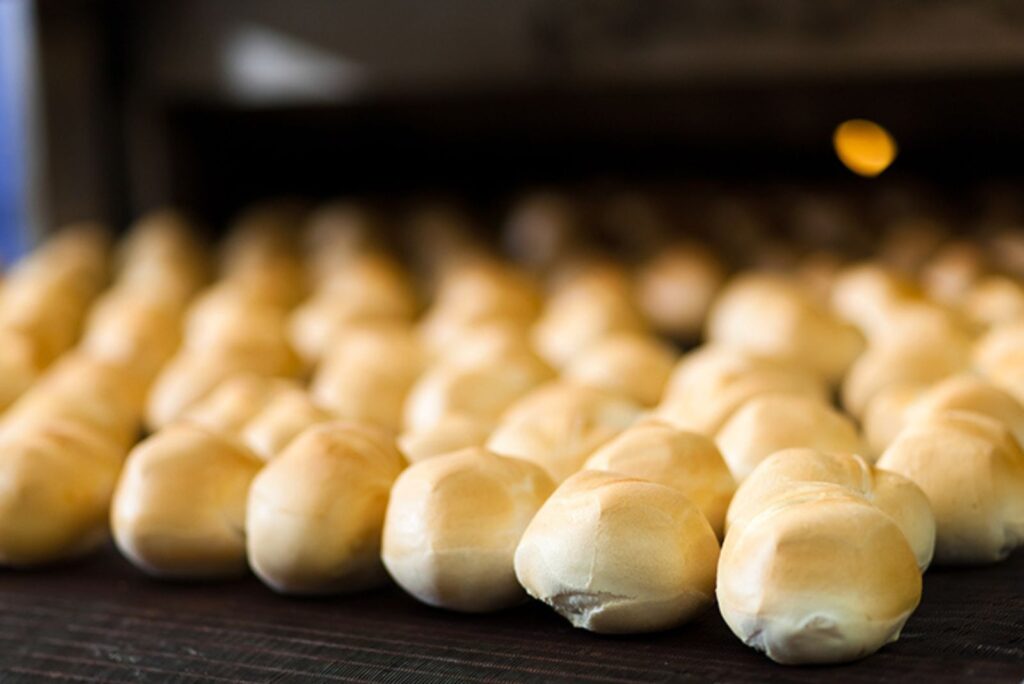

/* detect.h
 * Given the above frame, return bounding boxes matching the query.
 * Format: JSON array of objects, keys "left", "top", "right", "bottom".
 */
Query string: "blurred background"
[{"left": 3, "top": 0, "right": 1024, "bottom": 254}]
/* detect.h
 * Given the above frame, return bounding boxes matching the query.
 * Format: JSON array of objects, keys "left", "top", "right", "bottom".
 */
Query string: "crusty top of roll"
[
  {"left": 715, "top": 393, "right": 863, "bottom": 481},
  {"left": 725, "top": 447, "right": 935, "bottom": 570},
  {"left": 398, "top": 414, "right": 493, "bottom": 464},
  {"left": 655, "top": 345, "right": 829, "bottom": 436},
  {"left": 583, "top": 419, "right": 735, "bottom": 537},
  {"left": 487, "top": 383, "right": 641, "bottom": 482},
  {"left": 563, "top": 332, "right": 677, "bottom": 406},
  {"left": 904, "top": 374, "right": 1024, "bottom": 447}
]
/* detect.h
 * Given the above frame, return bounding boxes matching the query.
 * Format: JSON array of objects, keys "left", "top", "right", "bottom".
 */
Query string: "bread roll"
[
  {"left": 180, "top": 375, "right": 297, "bottom": 436},
  {"left": 240, "top": 387, "right": 333, "bottom": 460},
  {"left": 830, "top": 263, "right": 920, "bottom": 334},
  {"left": 655, "top": 345, "right": 828, "bottom": 436},
  {"left": 974, "top": 320, "right": 1024, "bottom": 385},
  {"left": 707, "top": 274, "right": 864, "bottom": 382},
  {"left": 921, "top": 240, "right": 985, "bottom": 307},
  {"left": 487, "top": 383, "right": 641, "bottom": 482},
  {"left": 117, "top": 209, "right": 206, "bottom": 303},
  {"left": 862, "top": 382, "right": 926, "bottom": 457},
  {"left": 398, "top": 414, "right": 493, "bottom": 463},
  {"left": 726, "top": 448, "right": 934, "bottom": 570},
  {"left": 81, "top": 287, "right": 184, "bottom": 379},
  {"left": 718, "top": 483, "right": 922, "bottom": 664},
  {"left": 635, "top": 243, "right": 724, "bottom": 339},
  {"left": 111, "top": 423, "right": 263, "bottom": 578},
  {"left": 0, "top": 420, "right": 124, "bottom": 566},
  {"left": 0, "top": 332, "right": 39, "bottom": 412},
  {"left": 532, "top": 268, "right": 645, "bottom": 369},
  {"left": 583, "top": 420, "right": 735, "bottom": 537},
  {"left": 382, "top": 447, "right": 553, "bottom": 611},
  {"left": 963, "top": 276, "right": 1024, "bottom": 329},
  {"left": 903, "top": 374, "right": 1024, "bottom": 447},
  {"left": 403, "top": 350, "right": 553, "bottom": 433},
  {"left": 715, "top": 393, "right": 862, "bottom": 479},
  {"left": 247, "top": 422, "right": 406, "bottom": 594},
  {"left": 302, "top": 202, "right": 381, "bottom": 283},
  {"left": 503, "top": 192, "right": 580, "bottom": 273},
  {"left": 514, "top": 470, "right": 719, "bottom": 633},
  {"left": 311, "top": 322, "right": 424, "bottom": 431},
  {"left": 842, "top": 339, "right": 970, "bottom": 418},
  {"left": 563, "top": 332, "right": 676, "bottom": 406},
  {"left": 877, "top": 411, "right": 1024, "bottom": 564}
]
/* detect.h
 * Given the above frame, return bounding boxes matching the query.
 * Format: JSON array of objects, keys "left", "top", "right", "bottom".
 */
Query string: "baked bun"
[
  {"left": 487, "top": 383, "right": 642, "bottom": 482},
  {"left": 81, "top": 286, "right": 184, "bottom": 379},
  {"left": 398, "top": 415, "right": 493, "bottom": 463},
  {"left": 718, "top": 483, "right": 922, "bottom": 664},
  {"left": 726, "top": 448, "right": 935, "bottom": 570},
  {"left": 974, "top": 322, "right": 1024, "bottom": 404},
  {"left": 563, "top": 332, "right": 677, "bottom": 406},
  {"left": 404, "top": 350, "right": 553, "bottom": 433},
  {"left": 862, "top": 382, "right": 927, "bottom": 457},
  {"left": 532, "top": 267, "right": 645, "bottom": 369},
  {"left": 180, "top": 375, "right": 297, "bottom": 436},
  {"left": 583, "top": 420, "right": 735, "bottom": 537},
  {"left": 877, "top": 411, "right": 1024, "bottom": 564},
  {"left": 247, "top": 422, "right": 406, "bottom": 594},
  {"left": 111, "top": 423, "right": 263, "bottom": 578},
  {"left": 0, "top": 420, "right": 124, "bottom": 566},
  {"left": 239, "top": 387, "right": 332, "bottom": 460},
  {"left": 903, "top": 374, "right": 1024, "bottom": 447},
  {"left": 514, "top": 470, "right": 719, "bottom": 633},
  {"left": 655, "top": 345, "right": 828, "bottom": 436},
  {"left": 715, "top": 394, "right": 862, "bottom": 480},
  {"left": 830, "top": 263, "right": 920, "bottom": 334},
  {"left": 707, "top": 274, "right": 864, "bottom": 382},
  {"left": 311, "top": 322, "right": 424, "bottom": 431},
  {"left": 963, "top": 276, "right": 1024, "bottom": 329},
  {"left": 0, "top": 332, "right": 40, "bottom": 412},
  {"left": 635, "top": 243, "right": 724, "bottom": 339},
  {"left": 382, "top": 447, "right": 553, "bottom": 611}
]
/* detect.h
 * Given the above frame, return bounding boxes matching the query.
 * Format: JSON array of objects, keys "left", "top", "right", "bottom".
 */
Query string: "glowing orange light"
[{"left": 833, "top": 119, "right": 898, "bottom": 177}]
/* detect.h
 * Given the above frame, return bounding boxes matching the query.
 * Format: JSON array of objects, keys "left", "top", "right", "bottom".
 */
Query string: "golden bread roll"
[
  {"left": 487, "top": 383, "right": 642, "bottom": 482},
  {"left": 962, "top": 276, "right": 1024, "bottom": 329},
  {"left": 514, "top": 470, "right": 719, "bottom": 633},
  {"left": 903, "top": 374, "right": 1024, "bottom": 447},
  {"left": 583, "top": 420, "right": 735, "bottom": 537},
  {"left": 655, "top": 345, "right": 828, "bottom": 436},
  {"left": 311, "top": 322, "right": 424, "bottom": 431},
  {"left": 80, "top": 287, "right": 184, "bottom": 379},
  {"left": 532, "top": 269, "right": 645, "bottom": 369},
  {"left": 718, "top": 483, "right": 922, "bottom": 664},
  {"left": 830, "top": 263, "right": 920, "bottom": 334},
  {"left": 563, "top": 332, "right": 677, "bottom": 406},
  {"left": 111, "top": 423, "right": 263, "bottom": 578},
  {"left": 706, "top": 274, "right": 864, "bottom": 382},
  {"left": 974, "top": 321, "right": 1024, "bottom": 400},
  {"left": 180, "top": 375, "right": 298, "bottom": 436},
  {"left": 0, "top": 420, "right": 124, "bottom": 566},
  {"left": 398, "top": 414, "right": 493, "bottom": 463},
  {"left": 382, "top": 447, "right": 554, "bottom": 611},
  {"left": 725, "top": 448, "right": 935, "bottom": 570},
  {"left": 635, "top": 243, "right": 724, "bottom": 339},
  {"left": 302, "top": 202, "right": 381, "bottom": 283},
  {"left": 842, "top": 339, "right": 970, "bottom": 418},
  {"left": 117, "top": 209, "right": 206, "bottom": 302},
  {"left": 715, "top": 393, "right": 863, "bottom": 480},
  {"left": 862, "top": 382, "right": 927, "bottom": 457},
  {"left": 246, "top": 422, "right": 406, "bottom": 594},
  {"left": 240, "top": 387, "right": 333, "bottom": 460},
  {"left": 920, "top": 240, "right": 985, "bottom": 307},
  {"left": 403, "top": 350, "right": 553, "bottom": 433},
  {"left": 0, "top": 332, "right": 39, "bottom": 412},
  {"left": 877, "top": 411, "right": 1024, "bottom": 564}
]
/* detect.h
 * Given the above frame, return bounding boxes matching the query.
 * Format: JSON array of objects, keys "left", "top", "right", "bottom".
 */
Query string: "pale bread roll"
[
  {"left": 655, "top": 345, "right": 828, "bottom": 436},
  {"left": 403, "top": 350, "right": 553, "bottom": 433},
  {"left": 239, "top": 387, "right": 333, "bottom": 460},
  {"left": 311, "top": 322, "right": 424, "bottom": 432},
  {"left": 532, "top": 267, "right": 645, "bottom": 369},
  {"left": 725, "top": 448, "right": 935, "bottom": 570},
  {"left": 903, "top": 374, "right": 1024, "bottom": 448},
  {"left": 707, "top": 274, "right": 864, "bottom": 382},
  {"left": 715, "top": 394, "right": 863, "bottom": 480},
  {"left": 302, "top": 202, "right": 381, "bottom": 284},
  {"left": 583, "top": 420, "right": 735, "bottom": 537},
  {"left": 563, "top": 332, "right": 677, "bottom": 406},
  {"left": 247, "top": 422, "right": 406, "bottom": 594},
  {"left": 866, "top": 301, "right": 974, "bottom": 350},
  {"left": 116, "top": 209, "right": 206, "bottom": 303},
  {"left": 718, "top": 483, "right": 922, "bottom": 664},
  {"left": 111, "top": 423, "right": 263, "bottom": 577},
  {"left": 962, "top": 276, "right": 1024, "bottom": 329},
  {"left": 398, "top": 414, "right": 493, "bottom": 463},
  {"left": 635, "top": 243, "right": 724, "bottom": 339},
  {"left": 920, "top": 240, "right": 985, "bottom": 307},
  {"left": 81, "top": 286, "right": 184, "bottom": 379},
  {"left": 842, "top": 339, "right": 970, "bottom": 418},
  {"left": 830, "top": 263, "right": 921, "bottom": 334},
  {"left": 0, "top": 420, "right": 124, "bottom": 566},
  {"left": 974, "top": 321, "right": 1024, "bottom": 401},
  {"left": 862, "top": 382, "right": 927, "bottom": 457},
  {"left": 514, "top": 470, "right": 719, "bottom": 633},
  {"left": 382, "top": 447, "right": 554, "bottom": 611},
  {"left": 181, "top": 375, "right": 298, "bottom": 436},
  {"left": 487, "top": 383, "right": 642, "bottom": 482},
  {"left": 877, "top": 411, "right": 1024, "bottom": 564}
]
